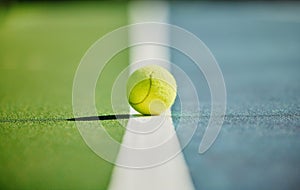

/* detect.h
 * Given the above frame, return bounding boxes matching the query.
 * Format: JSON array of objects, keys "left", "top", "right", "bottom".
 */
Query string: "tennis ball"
[{"left": 127, "top": 65, "right": 177, "bottom": 115}]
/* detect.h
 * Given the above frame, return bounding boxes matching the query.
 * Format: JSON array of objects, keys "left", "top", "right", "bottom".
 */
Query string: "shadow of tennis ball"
[{"left": 127, "top": 65, "right": 177, "bottom": 115}]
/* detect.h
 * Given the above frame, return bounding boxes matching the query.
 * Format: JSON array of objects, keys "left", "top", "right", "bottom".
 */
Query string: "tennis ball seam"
[{"left": 129, "top": 72, "right": 153, "bottom": 106}]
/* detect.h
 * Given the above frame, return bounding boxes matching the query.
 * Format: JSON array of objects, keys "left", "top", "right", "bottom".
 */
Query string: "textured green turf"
[{"left": 0, "top": 2, "right": 128, "bottom": 189}]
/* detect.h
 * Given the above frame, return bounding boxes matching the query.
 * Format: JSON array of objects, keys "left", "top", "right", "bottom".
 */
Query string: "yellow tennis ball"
[{"left": 127, "top": 65, "right": 177, "bottom": 115}]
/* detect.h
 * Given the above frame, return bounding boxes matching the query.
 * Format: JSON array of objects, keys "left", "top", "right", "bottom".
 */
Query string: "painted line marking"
[{"left": 108, "top": 1, "right": 195, "bottom": 190}]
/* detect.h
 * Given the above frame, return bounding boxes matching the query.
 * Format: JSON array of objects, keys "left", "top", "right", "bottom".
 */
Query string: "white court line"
[{"left": 108, "top": 1, "right": 195, "bottom": 190}]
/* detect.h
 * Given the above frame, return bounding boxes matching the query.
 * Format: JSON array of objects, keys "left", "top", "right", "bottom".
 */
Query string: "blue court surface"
[{"left": 170, "top": 2, "right": 300, "bottom": 190}]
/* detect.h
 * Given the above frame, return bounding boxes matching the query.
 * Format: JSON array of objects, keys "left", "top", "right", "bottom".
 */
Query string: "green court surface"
[{"left": 0, "top": 2, "right": 128, "bottom": 189}]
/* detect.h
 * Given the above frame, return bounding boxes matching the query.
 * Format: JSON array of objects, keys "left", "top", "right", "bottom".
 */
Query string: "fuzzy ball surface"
[{"left": 126, "top": 65, "right": 177, "bottom": 115}]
